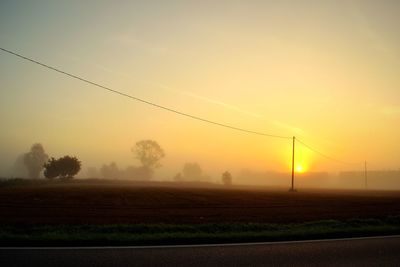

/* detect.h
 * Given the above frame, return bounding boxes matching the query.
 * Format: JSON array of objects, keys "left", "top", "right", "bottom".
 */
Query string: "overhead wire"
[
  {"left": 0, "top": 47, "right": 291, "bottom": 140},
  {"left": 0, "top": 47, "right": 365, "bottom": 166},
  {"left": 296, "top": 138, "right": 361, "bottom": 165}
]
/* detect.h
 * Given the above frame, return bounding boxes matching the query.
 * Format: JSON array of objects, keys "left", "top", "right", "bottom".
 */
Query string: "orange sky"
[{"left": 0, "top": 1, "right": 399, "bottom": 181}]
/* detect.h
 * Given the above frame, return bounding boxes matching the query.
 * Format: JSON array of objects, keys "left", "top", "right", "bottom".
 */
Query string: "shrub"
[{"left": 44, "top": 156, "right": 81, "bottom": 179}]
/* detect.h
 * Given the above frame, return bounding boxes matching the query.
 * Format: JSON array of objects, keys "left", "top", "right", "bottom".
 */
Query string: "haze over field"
[{"left": 0, "top": 1, "right": 399, "bottom": 188}]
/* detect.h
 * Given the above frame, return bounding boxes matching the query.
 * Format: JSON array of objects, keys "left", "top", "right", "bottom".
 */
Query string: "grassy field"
[
  {"left": 1, "top": 217, "right": 400, "bottom": 246},
  {"left": 1, "top": 178, "right": 400, "bottom": 245}
]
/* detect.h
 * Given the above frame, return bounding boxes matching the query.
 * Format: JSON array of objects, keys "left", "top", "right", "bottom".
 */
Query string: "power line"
[
  {"left": 0, "top": 47, "right": 291, "bottom": 140},
  {"left": 0, "top": 47, "right": 366, "bottom": 167},
  {"left": 296, "top": 138, "right": 361, "bottom": 165}
]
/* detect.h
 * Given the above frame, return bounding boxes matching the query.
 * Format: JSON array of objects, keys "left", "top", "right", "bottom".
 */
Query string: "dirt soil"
[{"left": 1, "top": 180, "right": 400, "bottom": 225}]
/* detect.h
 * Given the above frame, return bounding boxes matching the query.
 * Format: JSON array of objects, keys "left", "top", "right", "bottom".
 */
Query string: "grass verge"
[{"left": 1, "top": 216, "right": 400, "bottom": 246}]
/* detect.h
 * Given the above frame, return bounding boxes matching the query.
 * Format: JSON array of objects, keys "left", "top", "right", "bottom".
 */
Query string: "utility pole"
[
  {"left": 290, "top": 136, "right": 296, "bottom": 192},
  {"left": 364, "top": 161, "right": 368, "bottom": 189}
]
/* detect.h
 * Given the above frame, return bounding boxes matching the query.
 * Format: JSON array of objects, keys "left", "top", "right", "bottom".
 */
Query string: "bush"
[
  {"left": 43, "top": 158, "right": 59, "bottom": 179},
  {"left": 44, "top": 156, "right": 81, "bottom": 179}
]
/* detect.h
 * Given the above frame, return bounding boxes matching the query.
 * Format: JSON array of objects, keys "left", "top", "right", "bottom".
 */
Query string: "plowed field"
[{"left": 1, "top": 180, "right": 399, "bottom": 224}]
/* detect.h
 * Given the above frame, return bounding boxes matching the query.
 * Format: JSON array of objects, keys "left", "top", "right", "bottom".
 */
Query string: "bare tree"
[
  {"left": 132, "top": 140, "right": 165, "bottom": 172},
  {"left": 23, "top": 143, "right": 48, "bottom": 179}
]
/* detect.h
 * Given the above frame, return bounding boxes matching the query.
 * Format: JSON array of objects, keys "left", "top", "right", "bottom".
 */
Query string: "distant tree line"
[
  {"left": 19, "top": 140, "right": 165, "bottom": 181},
  {"left": 99, "top": 162, "right": 152, "bottom": 180},
  {"left": 19, "top": 141, "right": 233, "bottom": 185},
  {"left": 174, "top": 162, "right": 208, "bottom": 182},
  {"left": 96, "top": 140, "right": 165, "bottom": 180},
  {"left": 173, "top": 163, "right": 233, "bottom": 185}
]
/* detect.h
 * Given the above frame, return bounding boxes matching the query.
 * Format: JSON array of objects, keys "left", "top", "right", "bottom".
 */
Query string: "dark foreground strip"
[
  {"left": 1, "top": 235, "right": 400, "bottom": 250},
  {"left": 1, "top": 216, "right": 400, "bottom": 247}
]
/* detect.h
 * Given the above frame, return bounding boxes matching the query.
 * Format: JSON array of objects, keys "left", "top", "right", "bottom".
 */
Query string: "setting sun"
[{"left": 296, "top": 165, "right": 306, "bottom": 173}]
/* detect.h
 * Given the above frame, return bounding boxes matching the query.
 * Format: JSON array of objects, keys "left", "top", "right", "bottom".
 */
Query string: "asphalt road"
[{"left": 1, "top": 236, "right": 400, "bottom": 267}]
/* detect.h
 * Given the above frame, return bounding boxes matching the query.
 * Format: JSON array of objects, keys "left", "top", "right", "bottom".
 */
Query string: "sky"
[{"left": 0, "top": 0, "right": 399, "bottom": 183}]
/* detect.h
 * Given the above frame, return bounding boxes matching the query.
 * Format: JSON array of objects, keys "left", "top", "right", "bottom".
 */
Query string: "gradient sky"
[{"left": 0, "top": 0, "right": 399, "bottom": 180}]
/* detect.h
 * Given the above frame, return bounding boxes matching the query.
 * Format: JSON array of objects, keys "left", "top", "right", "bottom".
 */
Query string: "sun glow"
[{"left": 296, "top": 165, "right": 306, "bottom": 173}]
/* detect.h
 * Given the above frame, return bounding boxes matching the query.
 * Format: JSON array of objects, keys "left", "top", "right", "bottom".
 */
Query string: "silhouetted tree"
[
  {"left": 132, "top": 140, "right": 165, "bottom": 168},
  {"left": 43, "top": 156, "right": 81, "bottom": 179},
  {"left": 132, "top": 139, "right": 165, "bottom": 170},
  {"left": 182, "top": 162, "right": 202, "bottom": 181},
  {"left": 58, "top": 156, "right": 81, "bottom": 179},
  {"left": 222, "top": 171, "right": 232, "bottom": 186},
  {"left": 43, "top": 157, "right": 59, "bottom": 179},
  {"left": 23, "top": 143, "right": 48, "bottom": 179}
]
